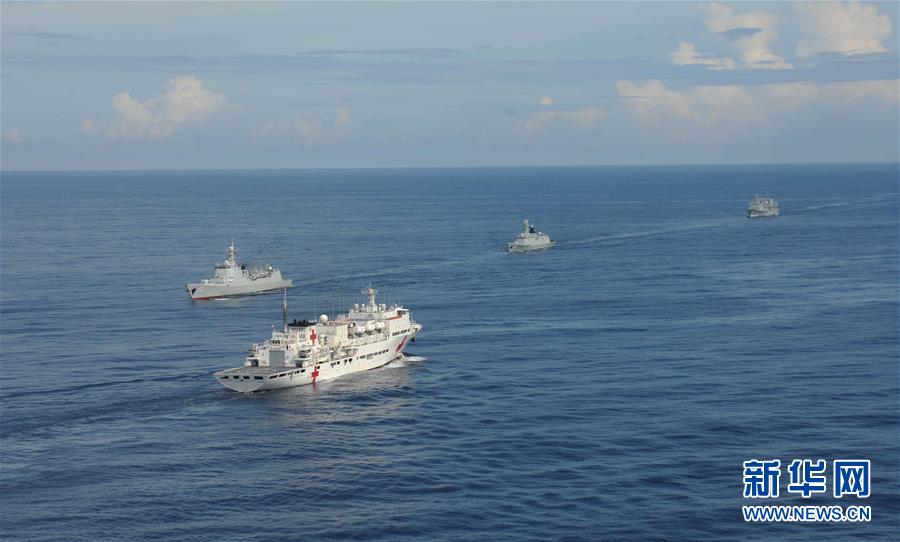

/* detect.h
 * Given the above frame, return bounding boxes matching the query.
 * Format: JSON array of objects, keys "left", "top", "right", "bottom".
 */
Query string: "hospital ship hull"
[{"left": 215, "top": 287, "right": 421, "bottom": 393}]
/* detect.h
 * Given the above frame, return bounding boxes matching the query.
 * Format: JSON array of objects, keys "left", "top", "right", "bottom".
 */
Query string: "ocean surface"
[{"left": 1, "top": 164, "right": 898, "bottom": 541}]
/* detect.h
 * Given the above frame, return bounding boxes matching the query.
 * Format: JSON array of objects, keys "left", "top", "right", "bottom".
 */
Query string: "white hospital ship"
[
  {"left": 215, "top": 287, "right": 422, "bottom": 392},
  {"left": 186, "top": 242, "right": 292, "bottom": 300}
]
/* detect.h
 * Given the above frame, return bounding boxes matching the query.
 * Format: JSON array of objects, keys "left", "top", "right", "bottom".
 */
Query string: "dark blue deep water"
[{"left": 1, "top": 164, "right": 898, "bottom": 541}]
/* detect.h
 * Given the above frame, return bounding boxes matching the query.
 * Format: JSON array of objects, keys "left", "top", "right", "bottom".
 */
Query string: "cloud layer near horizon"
[
  {"left": 83, "top": 76, "right": 227, "bottom": 139},
  {"left": 1, "top": 1, "right": 898, "bottom": 169}
]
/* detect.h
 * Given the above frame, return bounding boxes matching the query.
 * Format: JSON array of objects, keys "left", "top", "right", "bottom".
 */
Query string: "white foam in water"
[
  {"left": 793, "top": 195, "right": 894, "bottom": 213},
  {"left": 384, "top": 354, "right": 427, "bottom": 368},
  {"left": 400, "top": 355, "right": 427, "bottom": 362},
  {"left": 794, "top": 201, "right": 855, "bottom": 213},
  {"left": 569, "top": 218, "right": 735, "bottom": 247}
]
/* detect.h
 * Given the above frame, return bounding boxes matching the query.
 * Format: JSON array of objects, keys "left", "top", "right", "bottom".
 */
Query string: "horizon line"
[{"left": 2, "top": 160, "right": 898, "bottom": 175}]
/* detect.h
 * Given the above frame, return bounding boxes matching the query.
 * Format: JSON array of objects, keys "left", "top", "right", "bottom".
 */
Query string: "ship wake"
[{"left": 386, "top": 354, "right": 427, "bottom": 367}]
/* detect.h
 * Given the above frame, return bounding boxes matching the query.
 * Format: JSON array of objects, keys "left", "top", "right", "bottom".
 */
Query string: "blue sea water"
[{"left": 1, "top": 163, "right": 898, "bottom": 541}]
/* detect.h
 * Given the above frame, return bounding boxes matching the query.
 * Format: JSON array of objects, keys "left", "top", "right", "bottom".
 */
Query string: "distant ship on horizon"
[
  {"left": 747, "top": 195, "right": 780, "bottom": 218},
  {"left": 185, "top": 242, "right": 292, "bottom": 300}
]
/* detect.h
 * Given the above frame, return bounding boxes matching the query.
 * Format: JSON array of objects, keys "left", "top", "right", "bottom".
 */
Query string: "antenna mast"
[{"left": 282, "top": 288, "right": 288, "bottom": 332}]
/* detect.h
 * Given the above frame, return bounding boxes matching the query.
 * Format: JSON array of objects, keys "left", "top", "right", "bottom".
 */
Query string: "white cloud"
[
  {"left": 104, "top": 75, "right": 227, "bottom": 139},
  {"left": 81, "top": 117, "right": 97, "bottom": 134},
  {"left": 252, "top": 108, "right": 351, "bottom": 145},
  {"left": 755, "top": 82, "right": 820, "bottom": 108},
  {"left": 617, "top": 80, "right": 762, "bottom": 127},
  {"left": 525, "top": 106, "right": 606, "bottom": 133},
  {"left": 292, "top": 117, "right": 324, "bottom": 145},
  {"left": 617, "top": 80, "right": 693, "bottom": 122},
  {"left": 335, "top": 107, "right": 351, "bottom": 127},
  {"left": 821, "top": 79, "right": 899, "bottom": 103},
  {"left": 754, "top": 79, "right": 898, "bottom": 108},
  {"left": 618, "top": 79, "right": 899, "bottom": 131},
  {"left": 4, "top": 129, "right": 24, "bottom": 143},
  {"left": 704, "top": 2, "right": 793, "bottom": 70},
  {"left": 670, "top": 41, "right": 735, "bottom": 70},
  {"left": 539, "top": 96, "right": 554, "bottom": 106},
  {"left": 569, "top": 107, "right": 605, "bottom": 125},
  {"left": 795, "top": 1, "right": 893, "bottom": 57}
]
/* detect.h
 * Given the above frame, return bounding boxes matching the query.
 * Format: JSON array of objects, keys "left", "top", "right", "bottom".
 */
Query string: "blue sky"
[{"left": 1, "top": 1, "right": 898, "bottom": 170}]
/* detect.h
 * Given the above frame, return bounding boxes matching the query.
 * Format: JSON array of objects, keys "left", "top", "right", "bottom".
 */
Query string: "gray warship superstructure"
[
  {"left": 186, "top": 242, "right": 292, "bottom": 300},
  {"left": 507, "top": 219, "right": 556, "bottom": 252},
  {"left": 747, "top": 195, "right": 780, "bottom": 218}
]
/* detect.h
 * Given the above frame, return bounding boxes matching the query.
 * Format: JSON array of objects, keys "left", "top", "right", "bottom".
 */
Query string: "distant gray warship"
[
  {"left": 186, "top": 242, "right": 292, "bottom": 300},
  {"left": 507, "top": 219, "right": 556, "bottom": 252},
  {"left": 747, "top": 195, "right": 780, "bottom": 218}
]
